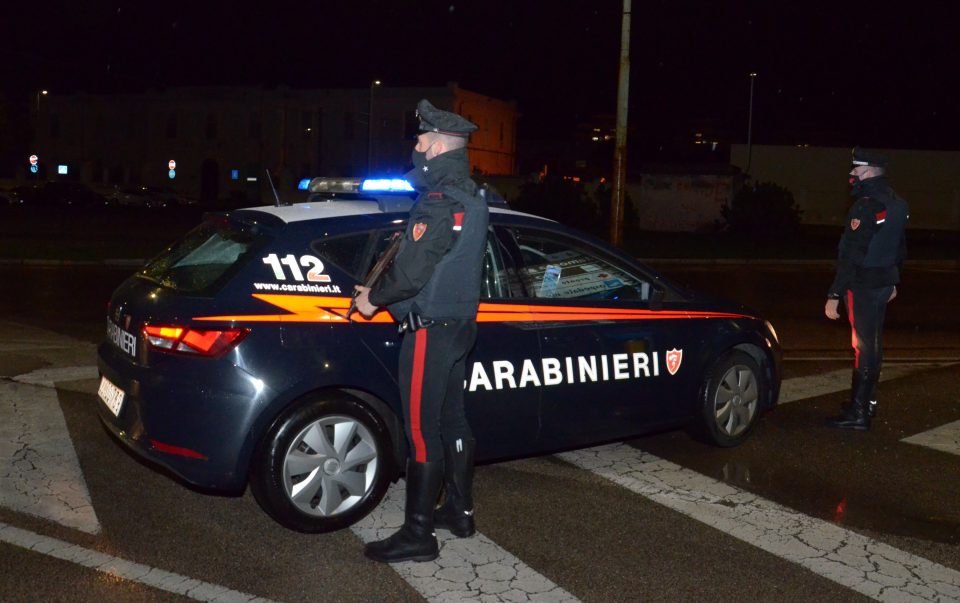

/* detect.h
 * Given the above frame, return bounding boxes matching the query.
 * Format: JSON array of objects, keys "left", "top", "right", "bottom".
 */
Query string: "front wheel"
[
  {"left": 696, "top": 350, "right": 765, "bottom": 447},
  {"left": 250, "top": 393, "right": 394, "bottom": 533}
]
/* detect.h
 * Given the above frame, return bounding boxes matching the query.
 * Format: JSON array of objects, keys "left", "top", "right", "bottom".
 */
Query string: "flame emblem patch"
[
  {"left": 666, "top": 348, "right": 683, "bottom": 375},
  {"left": 412, "top": 223, "right": 428, "bottom": 241}
]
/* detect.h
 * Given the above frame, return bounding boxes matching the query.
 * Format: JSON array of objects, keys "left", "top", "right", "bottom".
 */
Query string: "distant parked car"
[
  {"left": 33, "top": 182, "right": 109, "bottom": 208},
  {"left": 111, "top": 185, "right": 192, "bottom": 208},
  {"left": 4, "top": 185, "right": 43, "bottom": 206}
]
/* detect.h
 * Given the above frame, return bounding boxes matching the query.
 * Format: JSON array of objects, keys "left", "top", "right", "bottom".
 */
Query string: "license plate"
[{"left": 98, "top": 376, "right": 125, "bottom": 417}]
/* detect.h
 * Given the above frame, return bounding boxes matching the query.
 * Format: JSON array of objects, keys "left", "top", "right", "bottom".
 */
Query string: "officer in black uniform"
[
  {"left": 825, "top": 147, "right": 909, "bottom": 430},
  {"left": 354, "top": 99, "right": 489, "bottom": 562}
]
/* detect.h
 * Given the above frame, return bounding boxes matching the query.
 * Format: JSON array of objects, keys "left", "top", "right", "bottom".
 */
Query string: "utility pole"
[
  {"left": 746, "top": 72, "right": 757, "bottom": 176},
  {"left": 368, "top": 80, "right": 381, "bottom": 175},
  {"left": 610, "top": 0, "right": 631, "bottom": 247}
]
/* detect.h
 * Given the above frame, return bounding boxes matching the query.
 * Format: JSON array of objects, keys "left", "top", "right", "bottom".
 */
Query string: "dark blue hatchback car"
[{"left": 97, "top": 178, "right": 782, "bottom": 533}]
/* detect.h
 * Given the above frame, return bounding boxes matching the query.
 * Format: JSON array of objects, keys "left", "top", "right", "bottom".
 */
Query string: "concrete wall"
[
  {"left": 629, "top": 174, "right": 732, "bottom": 232},
  {"left": 731, "top": 144, "right": 960, "bottom": 230}
]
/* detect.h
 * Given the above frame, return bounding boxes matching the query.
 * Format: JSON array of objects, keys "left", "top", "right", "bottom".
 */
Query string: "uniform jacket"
[
  {"left": 828, "top": 176, "right": 909, "bottom": 298},
  {"left": 369, "top": 149, "right": 489, "bottom": 320}
]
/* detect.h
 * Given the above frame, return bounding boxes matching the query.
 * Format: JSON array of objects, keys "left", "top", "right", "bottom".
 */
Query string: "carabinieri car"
[{"left": 96, "top": 177, "right": 782, "bottom": 533}]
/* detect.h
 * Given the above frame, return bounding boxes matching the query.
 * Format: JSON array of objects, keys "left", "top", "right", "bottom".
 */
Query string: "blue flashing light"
[
  {"left": 360, "top": 178, "right": 415, "bottom": 193},
  {"left": 298, "top": 178, "right": 311, "bottom": 191},
  {"left": 231, "top": 169, "right": 240, "bottom": 181}
]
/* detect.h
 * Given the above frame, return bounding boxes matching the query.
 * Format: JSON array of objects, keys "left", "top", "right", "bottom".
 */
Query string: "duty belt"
[{"left": 398, "top": 312, "right": 435, "bottom": 334}]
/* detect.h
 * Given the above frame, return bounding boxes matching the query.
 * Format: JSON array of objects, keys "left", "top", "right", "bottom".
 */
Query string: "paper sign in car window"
[{"left": 538, "top": 265, "right": 561, "bottom": 298}]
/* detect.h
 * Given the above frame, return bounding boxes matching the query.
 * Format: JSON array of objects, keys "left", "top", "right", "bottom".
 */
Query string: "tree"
[
  {"left": 511, "top": 176, "right": 600, "bottom": 231},
  {"left": 720, "top": 181, "right": 803, "bottom": 241}
]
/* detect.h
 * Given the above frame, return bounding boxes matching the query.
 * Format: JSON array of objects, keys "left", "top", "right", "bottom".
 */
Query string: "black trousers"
[
  {"left": 398, "top": 319, "right": 477, "bottom": 463},
  {"left": 845, "top": 286, "right": 894, "bottom": 371}
]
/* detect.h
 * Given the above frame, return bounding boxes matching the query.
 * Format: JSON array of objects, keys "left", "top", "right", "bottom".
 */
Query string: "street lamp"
[
  {"left": 368, "top": 80, "right": 381, "bottom": 175},
  {"left": 36, "top": 89, "right": 48, "bottom": 112},
  {"left": 746, "top": 73, "right": 757, "bottom": 176}
]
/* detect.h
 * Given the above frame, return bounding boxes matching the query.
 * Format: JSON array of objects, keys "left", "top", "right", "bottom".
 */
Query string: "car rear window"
[{"left": 138, "top": 216, "right": 268, "bottom": 292}]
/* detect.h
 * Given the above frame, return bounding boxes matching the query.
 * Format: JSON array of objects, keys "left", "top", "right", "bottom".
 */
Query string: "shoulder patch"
[
  {"left": 412, "top": 223, "right": 428, "bottom": 241},
  {"left": 850, "top": 218, "right": 860, "bottom": 231}
]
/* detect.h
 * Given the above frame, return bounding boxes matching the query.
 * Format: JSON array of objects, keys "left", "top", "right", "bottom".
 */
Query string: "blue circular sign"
[
  {"left": 30, "top": 165, "right": 38, "bottom": 173},
  {"left": 168, "top": 169, "right": 176, "bottom": 179}
]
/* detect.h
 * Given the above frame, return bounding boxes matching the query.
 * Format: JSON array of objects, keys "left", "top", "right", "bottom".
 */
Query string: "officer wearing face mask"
[
  {"left": 824, "top": 147, "right": 909, "bottom": 431},
  {"left": 354, "top": 99, "right": 488, "bottom": 562}
]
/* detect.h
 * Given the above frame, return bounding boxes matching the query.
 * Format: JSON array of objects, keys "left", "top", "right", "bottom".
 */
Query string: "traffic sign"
[
  {"left": 169, "top": 169, "right": 176, "bottom": 179},
  {"left": 29, "top": 155, "right": 38, "bottom": 165},
  {"left": 168, "top": 160, "right": 176, "bottom": 170}
]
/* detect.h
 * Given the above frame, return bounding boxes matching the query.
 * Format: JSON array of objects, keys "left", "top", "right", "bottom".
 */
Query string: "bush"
[
  {"left": 511, "top": 177, "right": 635, "bottom": 239},
  {"left": 720, "top": 181, "right": 803, "bottom": 240}
]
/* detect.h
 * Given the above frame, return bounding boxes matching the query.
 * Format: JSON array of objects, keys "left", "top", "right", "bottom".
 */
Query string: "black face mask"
[
  {"left": 849, "top": 171, "right": 870, "bottom": 197},
  {"left": 406, "top": 149, "right": 430, "bottom": 190}
]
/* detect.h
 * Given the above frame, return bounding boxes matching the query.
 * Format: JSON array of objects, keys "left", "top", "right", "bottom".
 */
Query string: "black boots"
[
  {"left": 434, "top": 438, "right": 476, "bottom": 538},
  {"left": 364, "top": 460, "right": 443, "bottom": 563},
  {"left": 828, "top": 368, "right": 877, "bottom": 431}
]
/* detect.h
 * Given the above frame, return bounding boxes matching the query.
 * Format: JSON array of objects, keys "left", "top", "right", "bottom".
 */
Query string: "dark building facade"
[{"left": 16, "top": 83, "right": 517, "bottom": 205}]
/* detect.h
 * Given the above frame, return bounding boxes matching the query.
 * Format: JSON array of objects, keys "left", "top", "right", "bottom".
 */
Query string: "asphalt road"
[{"left": 0, "top": 262, "right": 958, "bottom": 602}]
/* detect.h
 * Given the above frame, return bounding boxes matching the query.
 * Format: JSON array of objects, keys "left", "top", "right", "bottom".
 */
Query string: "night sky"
[{"left": 6, "top": 1, "right": 960, "bottom": 154}]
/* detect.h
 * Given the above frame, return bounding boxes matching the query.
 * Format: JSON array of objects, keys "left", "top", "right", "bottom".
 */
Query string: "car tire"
[
  {"left": 250, "top": 392, "right": 394, "bottom": 533},
  {"left": 696, "top": 350, "right": 765, "bottom": 448}
]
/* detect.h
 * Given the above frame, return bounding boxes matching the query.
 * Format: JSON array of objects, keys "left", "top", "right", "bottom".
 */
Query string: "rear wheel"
[
  {"left": 250, "top": 393, "right": 394, "bottom": 532},
  {"left": 697, "top": 350, "right": 765, "bottom": 447}
]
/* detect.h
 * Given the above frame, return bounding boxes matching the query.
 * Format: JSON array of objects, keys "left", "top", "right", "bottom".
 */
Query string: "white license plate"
[{"left": 98, "top": 376, "right": 125, "bottom": 417}]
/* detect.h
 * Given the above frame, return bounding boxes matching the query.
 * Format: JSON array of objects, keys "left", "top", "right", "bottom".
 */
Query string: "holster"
[{"left": 398, "top": 312, "right": 435, "bottom": 334}]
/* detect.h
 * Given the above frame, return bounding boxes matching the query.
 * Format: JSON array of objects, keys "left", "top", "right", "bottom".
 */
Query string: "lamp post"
[
  {"left": 746, "top": 72, "right": 757, "bottom": 176},
  {"left": 609, "top": 0, "right": 631, "bottom": 248},
  {"left": 36, "top": 89, "right": 48, "bottom": 112},
  {"left": 368, "top": 80, "right": 381, "bottom": 175}
]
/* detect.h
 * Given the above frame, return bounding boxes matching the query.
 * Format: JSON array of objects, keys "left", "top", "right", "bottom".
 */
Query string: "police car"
[{"left": 97, "top": 177, "right": 782, "bottom": 533}]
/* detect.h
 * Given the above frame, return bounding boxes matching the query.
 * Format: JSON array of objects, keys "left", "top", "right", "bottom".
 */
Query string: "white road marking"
[
  {"left": 1, "top": 374, "right": 100, "bottom": 534},
  {"left": 778, "top": 363, "right": 953, "bottom": 405},
  {"left": 902, "top": 420, "right": 960, "bottom": 457},
  {"left": 12, "top": 365, "right": 100, "bottom": 386},
  {"left": 0, "top": 343, "right": 74, "bottom": 352},
  {"left": 559, "top": 444, "right": 960, "bottom": 602},
  {"left": 352, "top": 483, "right": 580, "bottom": 603},
  {"left": 0, "top": 522, "right": 279, "bottom": 603}
]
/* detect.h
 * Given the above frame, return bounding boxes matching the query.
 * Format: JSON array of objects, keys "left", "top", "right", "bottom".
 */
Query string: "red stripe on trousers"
[
  {"left": 846, "top": 290, "right": 860, "bottom": 368},
  {"left": 410, "top": 329, "right": 428, "bottom": 463}
]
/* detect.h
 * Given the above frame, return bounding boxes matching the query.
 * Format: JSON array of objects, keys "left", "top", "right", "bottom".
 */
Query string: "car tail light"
[{"left": 142, "top": 325, "right": 248, "bottom": 357}]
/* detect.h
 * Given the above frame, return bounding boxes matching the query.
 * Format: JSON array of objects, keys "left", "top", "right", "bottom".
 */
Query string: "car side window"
[
  {"left": 508, "top": 227, "right": 654, "bottom": 302},
  {"left": 481, "top": 229, "right": 513, "bottom": 300},
  {"left": 315, "top": 224, "right": 515, "bottom": 299},
  {"left": 312, "top": 232, "right": 375, "bottom": 281}
]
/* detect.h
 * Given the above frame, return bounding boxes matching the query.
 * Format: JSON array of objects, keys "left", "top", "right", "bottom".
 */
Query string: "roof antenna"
[{"left": 266, "top": 169, "right": 282, "bottom": 207}]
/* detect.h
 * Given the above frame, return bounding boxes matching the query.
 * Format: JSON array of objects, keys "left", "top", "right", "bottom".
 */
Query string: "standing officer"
[
  {"left": 824, "top": 147, "right": 909, "bottom": 430},
  {"left": 353, "top": 99, "right": 488, "bottom": 562}
]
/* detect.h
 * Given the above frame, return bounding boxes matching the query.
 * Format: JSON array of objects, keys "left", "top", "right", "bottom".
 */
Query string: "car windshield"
[{"left": 138, "top": 216, "right": 267, "bottom": 292}]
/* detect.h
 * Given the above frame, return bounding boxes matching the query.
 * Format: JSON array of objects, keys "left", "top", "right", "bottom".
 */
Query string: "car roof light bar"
[
  {"left": 360, "top": 178, "right": 415, "bottom": 193},
  {"left": 307, "top": 178, "right": 362, "bottom": 193}
]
